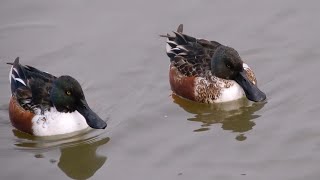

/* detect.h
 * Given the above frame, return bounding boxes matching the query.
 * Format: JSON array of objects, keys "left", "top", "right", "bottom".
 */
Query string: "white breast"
[
  {"left": 31, "top": 107, "right": 88, "bottom": 136},
  {"left": 194, "top": 75, "right": 245, "bottom": 103},
  {"left": 214, "top": 80, "right": 245, "bottom": 103}
]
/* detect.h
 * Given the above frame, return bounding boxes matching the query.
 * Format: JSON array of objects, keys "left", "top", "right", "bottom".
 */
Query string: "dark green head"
[
  {"left": 211, "top": 46, "right": 266, "bottom": 102},
  {"left": 50, "top": 76, "right": 107, "bottom": 129}
]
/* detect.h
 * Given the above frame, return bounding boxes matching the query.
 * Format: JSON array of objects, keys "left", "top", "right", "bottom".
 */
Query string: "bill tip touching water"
[
  {"left": 8, "top": 57, "right": 107, "bottom": 136},
  {"left": 162, "top": 24, "right": 266, "bottom": 103}
]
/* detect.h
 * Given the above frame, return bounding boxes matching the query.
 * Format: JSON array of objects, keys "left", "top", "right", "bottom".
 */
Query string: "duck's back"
[
  {"left": 165, "top": 27, "right": 222, "bottom": 78},
  {"left": 9, "top": 57, "right": 56, "bottom": 112}
]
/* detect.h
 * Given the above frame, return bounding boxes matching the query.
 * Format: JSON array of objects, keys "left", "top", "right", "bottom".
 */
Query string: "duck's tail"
[
  {"left": 9, "top": 57, "right": 28, "bottom": 94},
  {"left": 160, "top": 24, "right": 198, "bottom": 59}
]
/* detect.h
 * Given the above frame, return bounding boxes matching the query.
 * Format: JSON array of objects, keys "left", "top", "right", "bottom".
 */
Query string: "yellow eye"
[
  {"left": 66, "top": 91, "right": 71, "bottom": 96},
  {"left": 226, "top": 62, "right": 232, "bottom": 69}
]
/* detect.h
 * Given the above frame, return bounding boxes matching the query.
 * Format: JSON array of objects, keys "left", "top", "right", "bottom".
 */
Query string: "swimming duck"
[
  {"left": 162, "top": 24, "right": 266, "bottom": 103},
  {"left": 8, "top": 57, "right": 107, "bottom": 136}
]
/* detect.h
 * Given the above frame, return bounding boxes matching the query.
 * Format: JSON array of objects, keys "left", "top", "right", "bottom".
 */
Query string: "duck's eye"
[
  {"left": 226, "top": 63, "right": 232, "bottom": 69},
  {"left": 66, "top": 91, "right": 71, "bottom": 96}
]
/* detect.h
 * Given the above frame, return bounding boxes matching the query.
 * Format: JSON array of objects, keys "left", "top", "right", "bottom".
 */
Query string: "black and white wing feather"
[
  {"left": 9, "top": 57, "right": 56, "bottom": 111},
  {"left": 163, "top": 24, "right": 222, "bottom": 77}
]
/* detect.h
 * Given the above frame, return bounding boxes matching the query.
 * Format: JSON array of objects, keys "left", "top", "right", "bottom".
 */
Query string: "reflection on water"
[
  {"left": 12, "top": 130, "right": 109, "bottom": 179},
  {"left": 172, "top": 94, "right": 266, "bottom": 140},
  {"left": 58, "top": 138, "right": 108, "bottom": 179}
]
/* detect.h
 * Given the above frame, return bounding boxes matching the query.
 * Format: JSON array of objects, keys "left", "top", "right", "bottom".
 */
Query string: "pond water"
[{"left": 1, "top": 0, "right": 320, "bottom": 179}]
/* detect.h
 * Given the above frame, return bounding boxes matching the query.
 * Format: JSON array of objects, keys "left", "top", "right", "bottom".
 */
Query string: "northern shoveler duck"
[
  {"left": 162, "top": 24, "right": 266, "bottom": 103},
  {"left": 8, "top": 57, "right": 107, "bottom": 136}
]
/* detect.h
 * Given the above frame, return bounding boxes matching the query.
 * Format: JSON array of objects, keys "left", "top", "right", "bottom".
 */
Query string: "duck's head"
[
  {"left": 211, "top": 46, "right": 266, "bottom": 102},
  {"left": 50, "top": 76, "right": 107, "bottom": 129}
]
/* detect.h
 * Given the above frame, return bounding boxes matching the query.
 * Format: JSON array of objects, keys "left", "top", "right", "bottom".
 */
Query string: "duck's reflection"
[
  {"left": 57, "top": 137, "right": 108, "bottom": 179},
  {"left": 13, "top": 130, "right": 109, "bottom": 179},
  {"left": 172, "top": 94, "right": 266, "bottom": 140}
]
